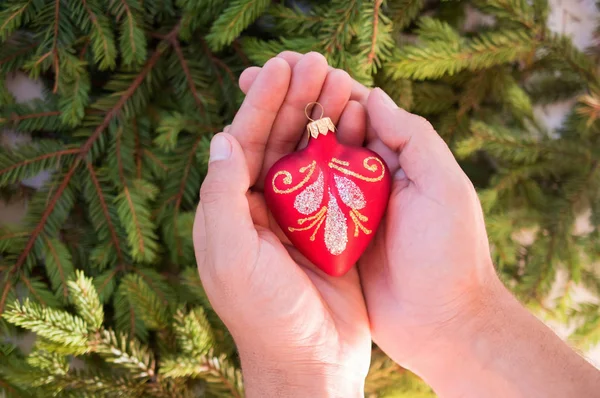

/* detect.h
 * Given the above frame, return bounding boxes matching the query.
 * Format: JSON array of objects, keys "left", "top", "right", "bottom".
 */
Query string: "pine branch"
[
  {"left": 170, "top": 38, "right": 205, "bottom": 114},
  {"left": 42, "top": 236, "right": 74, "bottom": 302},
  {"left": 80, "top": 0, "right": 117, "bottom": 70},
  {"left": 389, "top": 28, "right": 535, "bottom": 80},
  {"left": 206, "top": 0, "right": 271, "bottom": 51},
  {"left": 95, "top": 329, "right": 156, "bottom": 379},
  {"left": 115, "top": 180, "right": 159, "bottom": 264},
  {"left": 0, "top": 28, "right": 179, "bottom": 313},
  {"left": 0, "top": 146, "right": 78, "bottom": 186},
  {"left": 67, "top": 271, "right": 104, "bottom": 331},
  {"left": 160, "top": 354, "right": 243, "bottom": 397},
  {"left": 51, "top": 0, "right": 60, "bottom": 93},
  {"left": 85, "top": 162, "right": 125, "bottom": 265},
  {"left": 367, "top": 0, "right": 383, "bottom": 66},
  {"left": 120, "top": 273, "right": 170, "bottom": 330},
  {"left": 2, "top": 300, "right": 89, "bottom": 354},
  {"left": 386, "top": 0, "right": 424, "bottom": 30}
]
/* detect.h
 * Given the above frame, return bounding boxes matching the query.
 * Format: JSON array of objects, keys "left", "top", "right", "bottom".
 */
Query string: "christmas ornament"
[{"left": 264, "top": 103, "right": 392, "bottom": 276}]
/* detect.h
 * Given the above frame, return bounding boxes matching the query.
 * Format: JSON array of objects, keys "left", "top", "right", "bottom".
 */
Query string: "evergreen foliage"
[{"left": 0, "top": 0, "right": 598, "bottom": 396}]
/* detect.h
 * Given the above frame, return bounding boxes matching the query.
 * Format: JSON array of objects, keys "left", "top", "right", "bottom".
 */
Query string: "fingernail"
[
  {"left": 209, "top": 134, "right": 232, "bottom": 162},
  {"left": 377, "top": 88, "right": 398, "bottom": 109}
]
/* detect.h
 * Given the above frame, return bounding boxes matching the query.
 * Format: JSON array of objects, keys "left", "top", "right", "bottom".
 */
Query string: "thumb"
[
  {"left": 366, "top": 88, "right": 460, "bottom": 184},
  {"left": 196, "top": 133, "right": 256, "bottom": 270}
]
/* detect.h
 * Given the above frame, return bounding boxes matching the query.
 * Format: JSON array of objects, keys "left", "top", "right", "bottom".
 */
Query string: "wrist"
[
  {"left": 239, "top": 349, "right": 365, "bottom": 398},
  {"left": 407, "top": 279, "right": 524, "bottom": 395}
]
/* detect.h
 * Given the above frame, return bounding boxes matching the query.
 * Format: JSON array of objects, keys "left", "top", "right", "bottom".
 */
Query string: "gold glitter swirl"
[
  {"left": 289, "top": 206, "right": 327, "bottom": 241},
  {"left": 328, "top": 156, "right": 385, "bottom": 182},
  {"left": 331, "top": 158, "right": 349, "bottom": 166},
  {"left": 350, "top": 209, "right": 372, "bottom": 237},
  {"left": 272, "top": 161, "right": 317, "bottom": 194}
]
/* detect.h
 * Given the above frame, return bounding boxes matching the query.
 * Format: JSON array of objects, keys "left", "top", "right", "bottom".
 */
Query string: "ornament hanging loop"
[
  {"left": 305, "top": 102, "right": 335, "bottom": 139},
  {"left": 305, "top": 102, "right": 324, "bottom": 122}
]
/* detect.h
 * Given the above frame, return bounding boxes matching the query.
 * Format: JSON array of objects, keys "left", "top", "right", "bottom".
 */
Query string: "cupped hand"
[
  {"left": 193, "top": 53, "right": 372, "bottom": 397},
  {"left": 241, "top": 51, "right": 501, "bottom": 374}
]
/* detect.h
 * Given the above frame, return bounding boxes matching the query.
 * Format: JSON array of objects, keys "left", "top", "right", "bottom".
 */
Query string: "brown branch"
[
  {"left": 129, "top": 303, "right": 136, "bottom": 337},
  {"left": 0, "top": 1, "right": 31, "bottom": 33},
  {"left": 82, "top": 0, "right": 109, "bottom": 58},
  {"left": 0, "top": 231, "right": 28, "bottom": 240},
  {"left": 142, "top": 149, "right": 168, "bottom": 171},
  {"left": 86, "top": 162, "right": 124, "bottom": 263},
  {"left": 81, "top": 47, "right": 165, "bottom": 154},
  {"left": 0, "top": 110, "right": 62, "bottom": 124},
  {"left": 170, "top": 37, "right": 205, "bottom": 114},
  {"left": 115, "top": 126, "right": 126, "bottom": 185},
  {"left": 0, "top": 282, "right": 13, "bottom": 318},
  {"left": 121, "top": 0, "right": 137, "bottom": 57},
  {"left": 52, "top": 0, "right": 60, "bottom": 93},
  {"left": 232, "top": 40, "right": 250, "bottom": 67},
  {"left": 0, "top": 42, "right": 37, "bottom": 66},
  {"left": 132, "top": 268, "right": 168, "bottom": 305},
  {"left": 96, "top": 266, "right": 122, "bottom": 295},
  {"left": 0, "top": 149, "right": 78, "bottom": 176},
  {"left": 21, "top": 274, "right": 47, "bottom": 305},
  {"left": 206, "top": 359, "right": 241, "bottom": 398},
  {"left": 1, "top": 27, "right": 177, "bottom": 314},
  {"left": 42, "top": 235, "right": 69, "bottom": 299},
  {"left": 123, "top": 186, "right": 145, "bottom": 256},
  {"left": 200, "top": 39, "right": 235, "bottom": 85},
  {"left": 173, "top": 137, "right": 202, "bottom": 257},
  {"left": 367, "top": 0, "right": 383, "bottom": 66},
  {"left": 133, "top": 119, "right": 142, "bottom": 178}
]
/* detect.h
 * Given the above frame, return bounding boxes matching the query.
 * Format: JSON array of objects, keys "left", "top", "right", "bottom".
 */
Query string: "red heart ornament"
[{"left": 264, "top": 115, "right": 391, "bottom": 276}]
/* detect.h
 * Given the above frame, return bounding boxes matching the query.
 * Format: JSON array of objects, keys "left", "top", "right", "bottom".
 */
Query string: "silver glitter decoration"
[
  {"left": 334, "top": 175, "right": 366, "bottom": 210},
  {"left": 294, "top": 171, "right": 324, "bottom": 215},
  {"left": 325, "top": 189, "right": 348, "bottom": 255}
]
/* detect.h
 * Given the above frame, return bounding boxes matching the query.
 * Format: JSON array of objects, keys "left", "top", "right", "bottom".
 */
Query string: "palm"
[{"left": 196, "top": 53, "right": 371, "bottom": 375}]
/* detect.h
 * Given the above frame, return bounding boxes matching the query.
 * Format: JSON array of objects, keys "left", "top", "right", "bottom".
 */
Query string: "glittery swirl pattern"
[
  {"left": 294, "top": 172, "right": 324, "bottom": 215},
  {"left": 324, "top": 189, "right": 348, "bottom": 255},
  {"left": 334, "top": 175, "right": 366, "bottom": 210}
]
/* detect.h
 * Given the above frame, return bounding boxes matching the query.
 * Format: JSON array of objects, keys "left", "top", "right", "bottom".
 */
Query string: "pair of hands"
[{"left": 193, "top": 52, "right": 501, "bottom": 396}]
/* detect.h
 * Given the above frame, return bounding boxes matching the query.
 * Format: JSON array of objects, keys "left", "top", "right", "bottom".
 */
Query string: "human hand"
[
  {"left": 241, "top": 51, "right": 499, "bottom": 368},
  {"left": 239, "top": 52, "right": 600, "bottom": 398},
  {"left": 193, "top": 53, "right": 371, "bottom": 397}
]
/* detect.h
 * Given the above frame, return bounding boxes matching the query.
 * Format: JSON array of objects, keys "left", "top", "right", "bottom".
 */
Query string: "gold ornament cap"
[{"left": 305, "top": 102, "right": 336, "bottom": 139}]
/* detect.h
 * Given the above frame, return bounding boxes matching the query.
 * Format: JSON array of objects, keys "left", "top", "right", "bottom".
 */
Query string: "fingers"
[
  {"left": 254, "top": 52, "right": 329, "bottom": 190},
  {"left": 239, "top": 51, "right": 371, "bottom": 106},
  {"left": 229, "top": 58, "right": 291, "bottom": 185},
  {"left": 239, "top": 67, "right": 260, "bottom": 93},
  {"left": 296, "top": 69, "right": 353, "bottom": 149},
  {"left": 196, "top": 133, "right": 257, "bottom": 271},
  {"left": 336, "top": 100, "right": 367, "bottom": 147},
  {"left": 365, "top": 88, "right": 461, "bottom": 186}
]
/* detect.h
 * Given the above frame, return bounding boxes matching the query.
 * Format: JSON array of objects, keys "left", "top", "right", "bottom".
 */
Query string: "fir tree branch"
[
  {"left": 0, "top": 283, "right": 14, "bottom": 322},
  {"left": 0, "top": 110, "right": 62, "bottom": 124},
  {"left": 0, "top": 149, "right": 77, "bottom": 178},
  {"left": 1, "top": 25, "right": 180, "bottom": 316},
  {"left": 42, "top": 235, "right": 70, "bottom": 300},
  {"left": 0, "top": 1, "right": 32, "bottom": 39},
  {"left": 85, "top": 162, "right": 124, "bottom": 264},
  {"left": 170, "top": 38, "right": 205, "bottom": 114},
  {"left": 20, "top": 275, "right": 47, "bottom": 306},
  {"left": 173, "top": 136, "right": 202, "bottom": 257},
  {"left": 367, "top": 0, "right": 384, "bottom": 67},
  {"left": 52, "top": 0, "right": 60, "bottom": 93},
  {"left": 81, "top": 0, "right": 115, "bottom": 70},
  {"left": 387, "top": 0, "right": 424, "bottom": 30},
  {"left": 0, "top": 42, "right": 37, "bottom": 67},
  {"left": 200, "top": 38, "right": 236, "bottom": 87}
]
